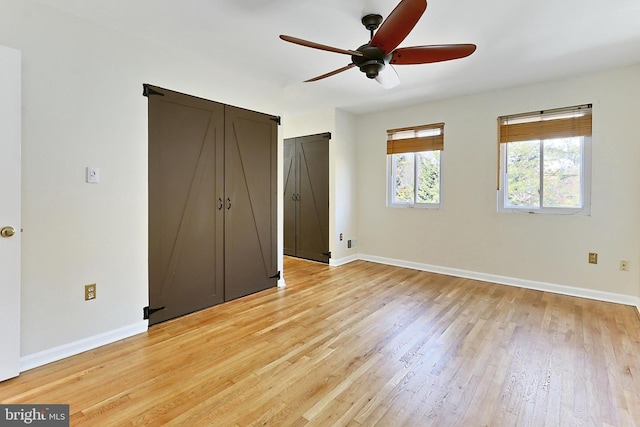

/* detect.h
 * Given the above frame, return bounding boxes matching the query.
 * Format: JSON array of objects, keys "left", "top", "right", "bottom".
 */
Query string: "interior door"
[
  {"left": 147, "top": 86, "right": 225, "bottom": 325},
  {"left": 296, "top": 134, "right": 330, "bottom": 263},
  {"left": 224, "top": 106, "right": 278, "bottom": 300},
  {"left": 283, "top": 139, "right": 296, "bottom": 256},
  {"left": 283, "top": 133, "right": 330, "bottom": 263},
  {"left": 0, "top": 45, "right": 21, "bottom": 381}
]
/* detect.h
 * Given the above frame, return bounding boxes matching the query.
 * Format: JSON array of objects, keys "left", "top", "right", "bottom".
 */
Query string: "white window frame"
[
  {"left": 387, "top": 150, "right": 443, "bottom": 209},
  {"left": 498, "top": 135, "right": 592, "bottom": 215}
]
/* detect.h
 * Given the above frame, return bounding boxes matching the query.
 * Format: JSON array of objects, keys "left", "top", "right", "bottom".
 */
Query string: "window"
[
  {"left": 498, "top": 104, "right": 592, "bottom": 214},
  {"left": 387, "top": 122, "right": 443, "bottom": 208}
]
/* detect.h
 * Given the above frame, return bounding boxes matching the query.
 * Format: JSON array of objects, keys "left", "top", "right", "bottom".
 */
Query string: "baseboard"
[
  {"left": 359, "top": 254, "right": 640, "bottom": 310},
  {"left": 20, "top": 321, "right": 148, "bottom": 372},
  {"left": 330, "top": 254, "right": 359, "bottom": 267}
]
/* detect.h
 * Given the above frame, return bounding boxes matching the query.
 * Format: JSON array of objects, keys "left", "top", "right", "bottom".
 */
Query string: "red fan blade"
[
  {"left": 305, "top": 64, "right": 356, "bottom": 82},
  {"left": 280, "top": 35, "right": 363, "bottom": 57},
  {"left": 370, "top": 0, "right": 427, "bottom": 54},
  {"left": 390, "top": 44, "right": 476, "bottom": 64}
]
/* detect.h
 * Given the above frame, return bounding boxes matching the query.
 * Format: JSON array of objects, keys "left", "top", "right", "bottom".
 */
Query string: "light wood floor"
[{"left": 1, "top": 257, "right": 639, "bottom": 426}]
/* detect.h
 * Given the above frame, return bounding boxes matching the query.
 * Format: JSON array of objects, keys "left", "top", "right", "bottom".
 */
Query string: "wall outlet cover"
[{"left": 85, "top": 283, "right": 96, "bottom": 300}]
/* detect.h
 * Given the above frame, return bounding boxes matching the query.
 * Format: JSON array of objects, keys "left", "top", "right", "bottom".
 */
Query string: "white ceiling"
[{"left": 33, "top": 0, "right": 640, "bottom": 115}]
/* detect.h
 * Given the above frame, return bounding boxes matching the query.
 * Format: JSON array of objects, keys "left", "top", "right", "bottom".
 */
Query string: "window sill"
[
  {"left": 388, "top": 203, "right": 440, "bottom": 210},
  {"left": 498, "top": 208, "right": 590, "bottom": 216}
]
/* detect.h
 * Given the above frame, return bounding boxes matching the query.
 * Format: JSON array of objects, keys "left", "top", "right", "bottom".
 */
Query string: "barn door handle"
[
  {"left": 217, "top": 198, "right": 223, "bottom": 210},
  {"left": 226, "top": 198, "right": 232, "bottom": 210}
]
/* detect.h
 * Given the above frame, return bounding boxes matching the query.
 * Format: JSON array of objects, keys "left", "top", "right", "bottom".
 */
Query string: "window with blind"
[
  {"left": 498, "top": 104, "right": 592, "bottom": 214},
  {"left": 387, "top": 122, "right": 443, "bottom": 208}
]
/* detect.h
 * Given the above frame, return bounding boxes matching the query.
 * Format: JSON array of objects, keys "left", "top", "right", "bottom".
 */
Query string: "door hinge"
[
  {"left": 270, "top": 116, "right": 281, "bottom": 125},
  {"left": 323, "top": 251, "right": 332, "bottom": 259},
  {"left": 143, "top": 306, "right": 166, "bottom": 320},
  {"left": 269, "top": 271, "right": 281, "bottom": 280},
  {"left": 142, "top": 84, "right": 165, "bottom": 97}
]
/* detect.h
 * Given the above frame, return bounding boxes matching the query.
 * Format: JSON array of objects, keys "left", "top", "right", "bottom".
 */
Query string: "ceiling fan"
[{"left": 279, "top": 0, "right": 476, "bottom": 88}]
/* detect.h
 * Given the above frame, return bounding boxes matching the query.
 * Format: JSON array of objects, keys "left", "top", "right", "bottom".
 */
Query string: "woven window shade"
[
  {"left": 498, "top": 104, "right": 592, "bottom": 144},
  {"left": 387, "top": 122, "right": 444, "bottom": 155}
]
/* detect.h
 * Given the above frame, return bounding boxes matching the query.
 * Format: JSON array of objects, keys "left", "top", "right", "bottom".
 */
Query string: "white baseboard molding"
[
  {"left": 359, "top": 254, "right": 640, "bottom": 312},
  {"left": 330, "top": 254, "right": 359, "bottom": 267},
  {"left": 20, "top": 321, "right": 148, "bottom": 373}
]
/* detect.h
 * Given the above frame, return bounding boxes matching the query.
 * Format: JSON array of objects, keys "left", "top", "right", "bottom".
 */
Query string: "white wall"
[
  {"left": 0, "top": 0, "right": 285, "bottom": 359},
  {"left": 356, "top": 65, "right": 640, "bottom": 300},
  {"left": 333, "top": 109, "right": 358, "bottom": 263},
  {"left": 283, "top": 109, "right": 336, "bottom": 140},
  {"left": 283, "top": 109, "right": 359, "bottom": 265}
]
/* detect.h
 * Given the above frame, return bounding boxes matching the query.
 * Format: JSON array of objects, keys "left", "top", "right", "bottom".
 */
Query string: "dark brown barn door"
[
  {"left": 224, "top": 106, "right": 278, "bottom": 300},
  {"left": 284, "top": 133, "right": 330, "bottom": 263},
  {"left": 148, "top": 87, "right": 225, "bottom": 325},
  {"left": 283, "top": 139, "right": 296, "bottom": 256}
]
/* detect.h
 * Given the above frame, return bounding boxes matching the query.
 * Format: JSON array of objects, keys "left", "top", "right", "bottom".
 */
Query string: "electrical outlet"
[
  {"left": 588, "top": 252, "right": 598, "bottom": 264},
  {"left": 620, "top": 260, "right": 629, "bottom": 271},
  {"left": 85, "top": 284, "right": 96, "bottom": 300},
  {"left": 339, "top": 233, "right": 343, "bottom": 241}
]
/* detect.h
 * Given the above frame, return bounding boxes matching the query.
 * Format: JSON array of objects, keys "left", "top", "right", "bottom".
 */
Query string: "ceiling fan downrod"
[{"left": 357, "top": 14, "right": 386, "bottom": 78}]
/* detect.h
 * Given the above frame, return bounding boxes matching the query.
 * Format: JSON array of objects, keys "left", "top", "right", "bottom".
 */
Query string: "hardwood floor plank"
[{"left": 1, "top": 257, "right": 639, "bottom": 426}]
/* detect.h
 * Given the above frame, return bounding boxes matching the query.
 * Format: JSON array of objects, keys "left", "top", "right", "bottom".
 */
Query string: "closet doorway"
[{"left": 283, "top": 133, "right": 330, "bottom": 263}]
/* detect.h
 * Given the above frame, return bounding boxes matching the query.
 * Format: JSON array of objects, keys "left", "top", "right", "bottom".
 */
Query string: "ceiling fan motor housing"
[{"left": 353, "top": 44, "right": 385, "bottom": 78}]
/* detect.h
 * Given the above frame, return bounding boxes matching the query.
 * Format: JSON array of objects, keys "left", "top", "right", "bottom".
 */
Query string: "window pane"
[
  {"left": 416, "top": 151, "right": 440, "bottom": 203},
  {"left": 506, "top": 140, "right": 540, "bottom": 207},
  {"left": 392, "top": 153, "right": 414, "bottom": 203},
  {"left": 543, "top": 137, "right": 581, "bottom": 208}
]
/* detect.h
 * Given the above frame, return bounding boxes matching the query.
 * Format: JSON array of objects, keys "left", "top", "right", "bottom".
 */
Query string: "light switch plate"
[{"left": 87, "top": 167, "right": 99, "bottom": 183}]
